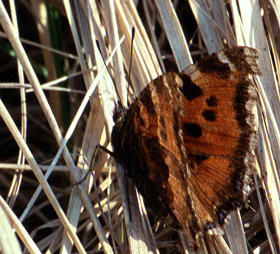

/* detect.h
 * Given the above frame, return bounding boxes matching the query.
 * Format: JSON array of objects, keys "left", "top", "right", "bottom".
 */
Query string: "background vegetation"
[{"left": 0, "top": 1, "right": 278, "bottom": 253}]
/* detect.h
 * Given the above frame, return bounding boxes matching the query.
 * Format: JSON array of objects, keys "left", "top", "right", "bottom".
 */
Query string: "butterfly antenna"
[
  {"left": 73, "top": 145, "right": 98, "bottom": 186},
  {"left": 96, "top": 39, "right": 123, "bottom": 107},
  {"left": 127, "top": 27, "right": 136, "bottom": 105}
]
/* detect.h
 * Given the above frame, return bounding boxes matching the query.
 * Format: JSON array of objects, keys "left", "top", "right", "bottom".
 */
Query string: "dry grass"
[{"left": 0, "top": 0, "right": 278, "bottom": 253}]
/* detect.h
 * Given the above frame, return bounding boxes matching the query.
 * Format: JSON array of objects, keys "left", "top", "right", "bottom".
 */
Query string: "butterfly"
[{"left": 111, "top": 46, "right": 261, "bottom": 249}]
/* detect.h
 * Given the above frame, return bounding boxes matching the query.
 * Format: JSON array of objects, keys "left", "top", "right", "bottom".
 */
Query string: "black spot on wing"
[
  {"left": 184, "top": 123, "right": 202, "bottom": 138},
  {"left": 197, "top": 55, "right": 231, "bottom": 79},
  {"left": 179, "top": 73, "right": 203, "bottom": 101},
  {"left": 202, "top": 110, "right": 216, "bottom": 122},
  {"left": 206, "top": 96, "right": 218, "bottom": 107},
  {"left": 187, "top": 153, "right": 209, "bottom": 169}
]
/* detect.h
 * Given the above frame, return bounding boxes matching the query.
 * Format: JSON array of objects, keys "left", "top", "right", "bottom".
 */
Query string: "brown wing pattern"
[
  {"left": 112, "top": 72, "right": 201, "bottom": 246},
  {"left": 179, "top": 47, "right": 260, "bottom": 232},
  {"left": 111, "top": 46, "right": 261, "bottom": 249}
]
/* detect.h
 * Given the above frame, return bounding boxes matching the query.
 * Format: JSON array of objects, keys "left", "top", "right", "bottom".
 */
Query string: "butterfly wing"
[
  {"left": 111, "top": 72, "right": 200, "bottom": 247},
  {"left": 111, "top": 47, "right": 261, "bottom": 249},
  {"left": 179, "top": 47, "right": 261, "bottom": 232}
]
